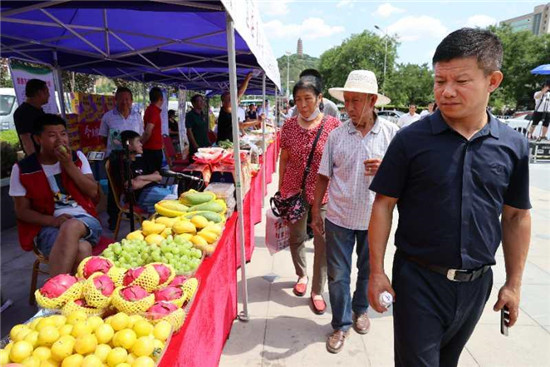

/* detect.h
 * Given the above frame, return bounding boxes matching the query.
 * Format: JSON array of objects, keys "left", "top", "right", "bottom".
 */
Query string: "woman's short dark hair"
[
  {"left": 120, "top": 130, "right": 140, "bottom": 146},
  {"left": 432, "top": 28, "right": 503, "bottom": 75},
  {"left": 168, "top": 109, "right": 176, "bottom": 117},
  {"left": 149, "top": 87, "right": 163, "bottom": 103},
  {"left": 25, "top": 79, "right": 47, "bottom": 98},
  {"left": 293, "top": 75, "right": 323, "bottom": 98},
  {"left": 33, "top": 113, "right": 66, "bottom": 135}
]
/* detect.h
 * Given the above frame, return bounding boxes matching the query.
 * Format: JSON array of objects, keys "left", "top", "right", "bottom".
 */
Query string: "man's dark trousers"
[{"left": 392, "top": 252, "right": 493, "bottom": 367}]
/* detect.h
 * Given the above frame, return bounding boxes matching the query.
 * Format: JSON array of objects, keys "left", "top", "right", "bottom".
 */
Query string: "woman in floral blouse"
[{"left": 279, "top": 73, "right": 341, "bottom": 314}]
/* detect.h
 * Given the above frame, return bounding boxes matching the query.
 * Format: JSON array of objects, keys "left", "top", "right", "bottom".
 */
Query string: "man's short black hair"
[
  {"left": 33, "top": 113, "right": 66, "bottom": 135},
  {"left": 25, "top": 79, "right": 47, "bottom": 98},
  {"left": 115, "top": 86, "right": 133, "bottom": 99},
  {"left": 299, "top": 69, "right": 324, "bottom": 90},
  {"left": 190, "top": 94, "right": 203, "bottom": 104},
  {"left": 149, "top": 87, "right": 163, "bottom": 103},
  {"left": 168, "top": 109, "right": 176, "bottom": 117},
  {"left": 544, "top": 79, "right": 550, "bottom": 88},
  {"left": 432, "top": 28, "right": 503, "bottom": 75},
  {"left": 120, "top": 130, "right": 140, "bottom": 147}
]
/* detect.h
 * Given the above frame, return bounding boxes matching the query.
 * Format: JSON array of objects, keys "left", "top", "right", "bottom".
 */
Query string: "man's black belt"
[{"left": 396, "top": 250, "right": 491, "bottom": 282}]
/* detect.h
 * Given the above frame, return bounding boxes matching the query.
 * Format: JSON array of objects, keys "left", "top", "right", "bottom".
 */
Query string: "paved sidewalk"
[{"left": 220, "top": 164, "right": 550, "bottom": 367}]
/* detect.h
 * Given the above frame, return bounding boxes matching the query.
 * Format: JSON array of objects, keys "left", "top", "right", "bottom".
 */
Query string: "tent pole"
[
  {"left": 52, "top": 51, "right": 66, "bottom": 118},
  {"left": 226, "top": 13, "right": 249, "bottom": 322},
  {"left": 261, "top": 73, "right": 266, "bottom": 208},
  {"left": 274, "top": 88, "right": 279, "bottom": 173}
]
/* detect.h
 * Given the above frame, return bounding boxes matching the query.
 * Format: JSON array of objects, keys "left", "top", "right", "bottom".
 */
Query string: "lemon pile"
[{"left": 1, "top": 310, "right": 171, "bottom": 367}]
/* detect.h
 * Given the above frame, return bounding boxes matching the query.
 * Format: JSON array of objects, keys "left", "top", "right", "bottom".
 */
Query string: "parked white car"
[
  {"left": 0, "top": 88, "right": 18, "bottom": 131},
  {"left": 377, "top": 110, "right": 403, "bottom": 125},
  {"left": 500, "top": 111, "right": 549, "bottom": 139}
]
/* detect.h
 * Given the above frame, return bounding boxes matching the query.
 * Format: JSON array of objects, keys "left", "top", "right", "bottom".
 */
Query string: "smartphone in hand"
[{"left": 501, "top": 306, "right": 510, "bottom": 336}]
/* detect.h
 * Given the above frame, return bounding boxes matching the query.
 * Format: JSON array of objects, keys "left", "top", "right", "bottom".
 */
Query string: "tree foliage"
[
  {"left": 277, "top": 53, "right": 319, "bottom": 96},
  {"left": 318, "top": 31, "right": 398, "bottom": 99},
  {"left": 61, "top": 71, "right": 97, "bottom": 93},
  {"left": 385, "top": 63, "right": 434, "bottom": 107},
  {"left": 488, "top": 24, "right": 550, "bottom": 111}
]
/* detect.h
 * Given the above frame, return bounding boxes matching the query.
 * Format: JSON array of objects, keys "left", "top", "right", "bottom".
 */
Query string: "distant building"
[
  {"left": 500, "top": 3, "right": 550, "bottom": 35},
  {"left": 297, "top": 38, "right": 303, "bottom": 57}
]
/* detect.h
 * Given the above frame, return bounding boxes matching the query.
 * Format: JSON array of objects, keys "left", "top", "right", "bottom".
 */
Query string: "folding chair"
[
  {"left": 162, "top": 135, "right": 189, "bottom": 172},
  {"left": 104, "top": 160, "right": 147, "bottom": 240}
]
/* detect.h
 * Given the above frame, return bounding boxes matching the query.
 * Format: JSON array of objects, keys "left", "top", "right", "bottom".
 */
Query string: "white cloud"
[
  {"left": 372, "top": 3, "right": 405, "bottom": 18},
  {"left": 464, "top": 14, "right": 497, "bottom": 28},
  {"left": 387, "top": 16, "right": 448, "bottom": 42},
  {"left": 258, "top": 0, "right": 293, "bottom": 17},
  {"left": 337, "top": 0, "right": 353, "bottom": 8},
  {"left": 263, "top": 18, "right": 345, "bottom": 41}
]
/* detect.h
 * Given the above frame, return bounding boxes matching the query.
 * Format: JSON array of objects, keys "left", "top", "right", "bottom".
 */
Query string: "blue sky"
[{"left": 258, "top": 1, "right": 542, "bottom": 65}]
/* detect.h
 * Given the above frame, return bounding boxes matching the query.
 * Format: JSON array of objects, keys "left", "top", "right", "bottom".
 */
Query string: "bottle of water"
[{"left": 379, "top": 291, "right": 393, "bottom": 309}]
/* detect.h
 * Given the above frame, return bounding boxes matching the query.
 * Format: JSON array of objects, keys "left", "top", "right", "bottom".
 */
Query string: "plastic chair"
[
  {"left": 162, "top": 135, "right": 189, "bottom": 171},
  {"left": 104, "top": 160, "right": 147, "bottom": 240},
  {"left": 29, "top": 236, "right": 114, "bottom": 305}
]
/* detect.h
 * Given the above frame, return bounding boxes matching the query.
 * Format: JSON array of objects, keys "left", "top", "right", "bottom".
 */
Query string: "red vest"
[{"left": 16, "top": 152, "right": 98, "bottom": 251}]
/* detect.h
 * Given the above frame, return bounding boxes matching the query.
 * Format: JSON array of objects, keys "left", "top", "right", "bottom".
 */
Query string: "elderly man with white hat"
[{"left": 312, "top": 70, "right": 398, "bottom": 353}]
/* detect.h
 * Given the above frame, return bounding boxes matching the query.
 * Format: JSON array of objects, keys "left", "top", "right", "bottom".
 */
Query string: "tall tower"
[{"left": 297, "top": 38, "right": 303, "bottom": 57}]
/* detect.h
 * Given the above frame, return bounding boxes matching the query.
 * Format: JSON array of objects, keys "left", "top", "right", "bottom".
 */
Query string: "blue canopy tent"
[
  {"left": 0, "top": 0, "right": 281, "bottom": 321},
  {"left": 531, "top": 64, "right": 550, "bottom": 75}
]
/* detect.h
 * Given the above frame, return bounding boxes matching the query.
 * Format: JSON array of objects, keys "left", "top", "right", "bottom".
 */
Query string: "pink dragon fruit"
[
  {"left": 93, "top": 274, "right": 115, "bottom": 297},
  {"left": 120, "top": 285, "right": 150, "bottom": 301},
  {"left": 152, "top": 264, "right": 172, "bottom": 285},
  {"left": 40, "top": 274, "right": 79, "bottom": 298},
  {"left": 154, "top": 286, "right": 183, "bottom": 302},
  {"left": 73, "top": 299, "right": 94, "bottom": 308},
  {"left": 169, "top": 275, "right": 188, "bottom": 287},
  {"left": 82, "top": 257, "right": 113, "bottom": 278},
  {"left": 123, "top": 267, "right": 145, "bottom": 286},
  {"left": 145, "top": 301, "right": 178, "bottom": 320}
]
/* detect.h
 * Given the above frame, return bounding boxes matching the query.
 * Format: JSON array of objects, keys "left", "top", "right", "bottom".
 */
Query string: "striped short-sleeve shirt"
[{"left": 318, "top": 118, "right": 397, "bottom": 230}]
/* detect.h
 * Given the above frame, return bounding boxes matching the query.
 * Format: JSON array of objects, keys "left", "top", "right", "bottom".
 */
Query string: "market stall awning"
[{"left": 0, "top": 1, "right": 281, "bottom": 92}]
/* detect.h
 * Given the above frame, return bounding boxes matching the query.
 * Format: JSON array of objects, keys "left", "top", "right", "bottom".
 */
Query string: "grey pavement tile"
[
  {"left": 478, "top": 286, "right": 538, "bottom": 326},
  {"left": 220, "top": 317, "right": 267, "bottom": 367},
  {"left": 493, "top": 283, "right": 550, "bottom": 328},
  {"left": 491, "top": 256, "right": 550, "bottom": 285},
  {"left": 466, "top": 324, "right": 550, "bottom": 366}
]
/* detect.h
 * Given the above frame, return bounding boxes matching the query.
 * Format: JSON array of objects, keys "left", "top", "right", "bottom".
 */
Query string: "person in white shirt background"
[
  {"left": 528, "top": 79, "right": 550, "bottom": 141},
  {"left": 397, "top": 103, "right": 420, "bottom": 128},
  {"left": 419, "top": 102, "right": 435, "bottom": 118}
]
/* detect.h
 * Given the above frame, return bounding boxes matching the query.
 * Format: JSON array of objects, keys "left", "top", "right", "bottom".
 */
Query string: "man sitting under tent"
[{"left": 9, "top": 114, "right": 102, "bottom": 276}]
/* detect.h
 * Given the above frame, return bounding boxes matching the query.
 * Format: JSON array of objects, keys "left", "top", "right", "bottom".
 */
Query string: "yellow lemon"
[
  {"left": 95, "top": 324, "right": 114, "bottom": 344},
  {"left": 14, "top": 328, "right": 33, "bottom": 342},
  {"left": 82, "top": 354, "right": 102, "bottom": 367},
  {"left": 50, "top": 336, "right": 75, "bottom": 362},
  {"left": 133, "top": 320, "right": 154, "bottom": 338},
  {"left": 33, "top": 346, "right": 52, "bottom": 361},
  {"left": 126, "top": 353, "right": 137, "bottom": 365},
  {"left": 74, "top": 334, "right": 98, "bottom": 355},
  {"left": 40, "top": 358, "right": 60, "bottom": 367},
  {"left": 66, "top": 310, "right": 88, "bottom": 325},
  {"left": 10, "top": 340, "right": 34, "bottom": 363},
  {"left": 71, "top": 321, "right": 92, "bottom": 338},
  {"left": 113, "top": 329, "right": 137, "bottom": 350},
  {"left": 127, "top": 315, "right": 144, "bottom": 329},
  {"left": 22, "top": 355, "right": 41, "bottom": 367},
  {"left": 152, "top": 321, "right": 171, "bottom": 342},
  {"left": 38, "top": 326, "right": 60, "bottom": 347},
  {"left": 118, "top": 364, "right": 131, "bottom": 367},
  {"left": 110, "top": 313, "right": 129, "bottom": 331},
  {"left": 4, "top": 341, "right": 14, "bottom": 354},
  {"left": 24, "top": 330, "right": 40, "bottom": 347},
  {"left": 106, "top": 347, "right": 127, "bottom": 367},
  {"left": 10, "top": 324, "right": 28, "bottom": 340},
  {"left": 94, "top": 344, "right": 111, "bottom": 363},
  {"left": 36, "top": 318, "right": 56, "bottom": 332},
  {"left": 132, "top": 337, "right": 154, "bottom": 357},
  {"left": 30, "top": 318, "right": 42, "bottom": 330},
  {"left": 58, "top": 324, "right": 73, "bottom": 337},
  {"left": 0, "top": 349, "right": 10, "bottom": 365},
  {"left": 49, "top": 315, "right": 67, "bottom": 328},
  {"left": 132, "top": 356, "right": 155, "bottom": 367},
  {"left": 61, "top": 354, "right": 83, "bottom": 367},
  {"left": 86, "top": 316, "right": 103, "bottom": 332},
  {"left": 152, "top": 338, "right": 164, "bottom": 351}
]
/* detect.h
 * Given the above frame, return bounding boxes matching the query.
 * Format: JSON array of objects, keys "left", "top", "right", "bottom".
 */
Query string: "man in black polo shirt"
[
  {"left": 14, "top": 79, "right": 49, "bottom": 155},
  {"left": 368, "top": 28, "right": 531, "bottom": 367},
  {"left": 186, "top": 94, "right": 210, "bottom": 159}
]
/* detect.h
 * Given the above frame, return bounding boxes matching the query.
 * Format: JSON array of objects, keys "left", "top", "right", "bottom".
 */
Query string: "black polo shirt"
[{"left": 370, "top": 110, "right": 531, "bottom": 269}]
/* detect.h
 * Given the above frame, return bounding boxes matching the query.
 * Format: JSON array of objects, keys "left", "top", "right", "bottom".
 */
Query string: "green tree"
[
  {"left": 277, "top": 53, "right": 319, "bottom": 97},
  {"left": 0, "top": 59, "right": 13, "bottom": 88},
  {"left": 385, "top": 63, "right": 434, "bottom": 107},
  {"left": 61, "top": 71, "right": 97, "bottom": 93},
  {"left": 318, "top": 31, "right": 398, "bottom": 99},
  {"left": 488, "top": 24, "right": 550, "bottom": 111}
]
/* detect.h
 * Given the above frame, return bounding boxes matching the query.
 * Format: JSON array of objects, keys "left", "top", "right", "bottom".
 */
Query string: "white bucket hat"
[{"left": 328, "top": 70, "right": 391, "bottom": 106}]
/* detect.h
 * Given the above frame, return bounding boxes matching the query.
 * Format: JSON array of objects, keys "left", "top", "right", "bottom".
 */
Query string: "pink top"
[{"left": 280, "top": 115, "right": 341, "bottom": 205}]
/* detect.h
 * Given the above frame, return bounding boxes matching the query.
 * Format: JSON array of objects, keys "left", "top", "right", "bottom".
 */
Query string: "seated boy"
[
  {"left": 9, "top": 114, "right": 102, "bottom": 276},
  {"left": 109, "top": 130, "right": 175, "bottom": 214}
]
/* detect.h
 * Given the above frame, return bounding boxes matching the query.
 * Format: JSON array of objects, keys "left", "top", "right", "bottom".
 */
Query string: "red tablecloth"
[{"left": 159, "top": 214, "right": 238, "bottom": 367}]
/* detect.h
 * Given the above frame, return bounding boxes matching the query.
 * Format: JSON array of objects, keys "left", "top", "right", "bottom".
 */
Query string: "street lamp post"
[
  {"left": 286, "top": 51, "right": 291, "bottom": 98},
  {"left": 375, "top": 25, "right": 388, "bottom": 94}
]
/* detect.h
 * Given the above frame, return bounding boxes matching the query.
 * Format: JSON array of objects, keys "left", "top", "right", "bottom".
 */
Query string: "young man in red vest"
[{"left": 9, "top": 114, "right": 102, "bottom": 276}]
